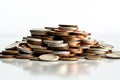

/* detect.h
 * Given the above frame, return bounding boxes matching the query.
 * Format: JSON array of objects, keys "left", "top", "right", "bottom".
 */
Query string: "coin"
[
  {"left": 48, "top": 43, "right": 68, "bottom": 47},
  {"left": 17, "top": 47, "right": 33, "bottom": 54},
  {"left": 43, "top": 40, "right": 63, "bottom": 44},
  {"left": 53, "top": 51, "right": 70, "bottom": 55},
  {"left": 39, "top": 54, "right": 59, "bottom": 61},
  {"left": 2, "top": 50, "right": 19, "bottom": 55},
  {"left": 0, "top": 55, "right": 14, "bottom": 58},
  {"left": 15, "top": 54, "right": 33, "bottom": 59},
  {"left": 45, "top": 27, "right": 58, "bottom": 30},
  {"left": 60, "top": 56, "right": 79, "bottom": 61},
  {"left": 58, "top": 27, "right": 78, "bottom": 30},
  {"left": 59, "top": 24, "right": 78, "bottom": 27},
  {"left": 48, "top": 31, "right": 69, "bottom": 36},
  {"left": 85, "top": 55, "right": 102, "bottom": 60},
  {"left": 30, "top": 28, "right": 50, "bottom": 36},
  {"left": 68, "top": 41, "right": 81, "bottom": 47},
  {"left": 27, "top": 38, "right": 42, "bottom": 45},
  {"left": 29, "top": 57, "right": 39, "bottom": 61},
  {"left": 5, "top": 42, "right": 19, "bottom": 50},
  {"left": 69, "top": 48, "right": 83, "bottom": 54},
  {"left": 105, "top": 52, "right": 120, "bottom": 59}
]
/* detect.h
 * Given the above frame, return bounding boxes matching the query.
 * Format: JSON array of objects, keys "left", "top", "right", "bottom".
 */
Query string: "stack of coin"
[{"left": 1, "top": 24, "right": 118, "bottom": 61}]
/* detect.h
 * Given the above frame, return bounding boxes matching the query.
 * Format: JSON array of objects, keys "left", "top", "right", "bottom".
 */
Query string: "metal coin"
[
  {"left": 39, "top": 54, "right": 59, "bottom": 61},
  {"left": 85, "top": 55, "right": 102, "bottom": 60},
  {"left": 105, "top": 52, "right": 120, "bottom": 59}
]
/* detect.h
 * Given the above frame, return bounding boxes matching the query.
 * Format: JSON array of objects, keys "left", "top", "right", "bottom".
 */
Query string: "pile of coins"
[{"left": 1, "top": 24, "right": 120, "bottom": 61}]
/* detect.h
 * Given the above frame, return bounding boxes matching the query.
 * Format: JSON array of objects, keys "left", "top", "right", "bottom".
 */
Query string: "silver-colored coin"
[
  {"left": 43, "top": 40, "right": 63, "bottom": 44},
  {"left": 39, "top": 54, "right": 59, "bottom": 61},
  {"left": 27, "top": 38, "right": 42, "bottom": 42},
  {"left": 17, "top": 47, "right": 33, "bottom": 54},
  {"left": 106, "top": 52, "right": 120, "bottom": 59},
  {"left": 53, "top": 51, "right": 70, "bottom": 55},
  {"left": 48, "top": 43, "right": 68, "bottom": 47}
]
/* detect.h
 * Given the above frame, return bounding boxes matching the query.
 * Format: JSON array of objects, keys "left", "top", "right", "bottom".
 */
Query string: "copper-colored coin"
[
  {"left": 60, "top": 56, "right": 79, "bottom": 61},
  {"left": 29, "top": 57, "right": 40, "bottom": 61},
  {"left": 0, "top": 55, "right": 14, "bottom": 58},
  {"left": 48, "top": 31, "right": 69, "bottom": 36},
  {"left": 2, "top": 50, "right": 19, "bottom": 55}
]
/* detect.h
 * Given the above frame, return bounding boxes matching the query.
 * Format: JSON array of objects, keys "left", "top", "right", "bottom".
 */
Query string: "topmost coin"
[{"left": 59, "top": 24, "right": 78, "bottom": 27}]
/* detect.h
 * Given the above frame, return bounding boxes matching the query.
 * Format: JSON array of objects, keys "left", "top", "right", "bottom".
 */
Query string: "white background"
[{"left": 0, "top": 0, "right": 120, "bottom": 36}]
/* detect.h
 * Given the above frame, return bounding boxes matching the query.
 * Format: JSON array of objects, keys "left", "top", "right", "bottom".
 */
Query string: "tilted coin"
[
  {"left": 5, "top": 42, "right": 19, "bottom": 50},
  {"left": 39, "top": 54, "right": 59, "bottom": 61},
  {"left": 105, "top": 51, "right": 120, "bottom": 59},
  {"left": 17, "top": 47, "right": 33, "bottom": 54}
]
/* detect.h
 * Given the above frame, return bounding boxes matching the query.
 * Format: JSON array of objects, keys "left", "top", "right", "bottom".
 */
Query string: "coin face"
[
  {"left": 105, "top": 52, "right": 120, "bottom": 59},
  {"left": 39, "top": 54, "right": 59, "bottom": 61}
]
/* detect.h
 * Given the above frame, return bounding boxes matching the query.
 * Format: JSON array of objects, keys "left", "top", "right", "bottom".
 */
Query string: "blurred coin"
[
  {"left": 85, "top": 55, "right": 102, "bottom": 60},
  {"left": 45, "top": 27, "right": 58, "bottom": 30},
  {"left": 105, "top": 52, "right": 120, "bottom": 59},
  {"left": 48, "top": 43, "right": 68, "bottom": 47},
  {"left": 53, "top": 51, "right": 70, "bottom": 55},
  {"left": 0, "top": 55, "right": 14, "bottom": 58},
  {"left": 30, "top": 28, "right": 50, "bottom": 36},
  {"left": 15, "top": 54, "right": 33, "bottom": 59},
  {"left": 27, "top": 38, "right": 42, "bottom": 45},
  {"left": 48, "top": 31, "right": 69, "bottom": 36},
  {"left": 39, "top": 54, "right": 59, "bottom": 61},
  {"left": 44, "top": 40, "right": 63, "bottom": 44},
  {"left": 29, "top": 57, "right": 40, "bottom": 61},
  {"left": 58, "top": 27, "right": 78, "bottom": 30},
  {"left": 60, "top": 56, "right": 79, "bottom": 61},
  {"left": 59, "top": 24, "right": 78, "bottom": 27},
  {"left": 17, "top": 47, "right": 33, "bottom": 54},
  {"left": 5, "top": 42, "right": 19, "bottom": 50},
  {"left": 2, "top": 50, "right": 19, "bottom": 55}
]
